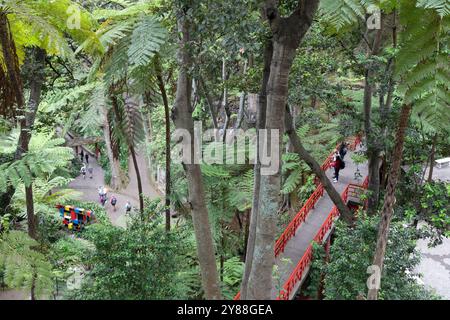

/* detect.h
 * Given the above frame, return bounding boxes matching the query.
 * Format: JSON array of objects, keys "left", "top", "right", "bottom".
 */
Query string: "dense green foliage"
[
  {"left": 322, "top": 215, "right": 438, "bottom": 300},
  {"left": 0, "top": 0, "right": 448, "bottom": 301}
]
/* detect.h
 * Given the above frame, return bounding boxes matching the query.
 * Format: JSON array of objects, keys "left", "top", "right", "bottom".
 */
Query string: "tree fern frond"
[
  {"left": 397, "top": 1, "right": 450, "bottom": 130},
  {"left": 127, "top": 15, "right": 167, "bottom": 69},
  {"left": 92, "top": 2, "right": 150, "bottom": 20},
  {"left": 320, "top": 0, "right": 376, "bottom": 32},
  {"left": 417, "top": 0, "right": 450, "bottom": 17},
  {"left": 123, "top": 93, "right": 145, "bottom": 146}
]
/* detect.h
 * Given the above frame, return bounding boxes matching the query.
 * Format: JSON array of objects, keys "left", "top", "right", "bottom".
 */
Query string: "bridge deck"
[{"left": 271, "top": 146, "right": 368, "bottom": 299}]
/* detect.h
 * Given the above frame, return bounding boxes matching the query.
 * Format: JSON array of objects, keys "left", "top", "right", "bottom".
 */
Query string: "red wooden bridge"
[{"left": 235, "top": 136, "right": 368, "bottom": 300}]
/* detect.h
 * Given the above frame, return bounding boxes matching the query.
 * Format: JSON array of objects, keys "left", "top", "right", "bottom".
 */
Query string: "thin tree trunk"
[
  {"left": 285, "top": 106, "right": 353, "bottom": 223},
  {"left": 110, "top": 93, "right": 144, "bottom": 212},
  {"left": 172, "top": 9, "right": 221, "bottom": 299},
  {"left": 364, "top": 26, "right": 384, "bottom": 215},
  {"left": 198, "top": 77, "right": 219, "bottom": 130},
  {"left": 101, "top": 104, "right": 123, "bottom": 190},
  {"left": 367, "top": 104, "right": 412, "bottom": 300},
  {"left": 155, "top": 55, "right": 171, "bottom": 231},
  {"left": 129, "top": 144, "right": 144, "bottom": 213},
  {"left": 428, "top": 133, "right": 438, "bottom": 182},
  {"left": 247, "top": 0, "right": 320, "bottom": 300},
  {"left": 235, "top": 92, "right": 247, "bottom": 130},
  {"left": 221, "top": 58, "right": 231, "bottom": 143},
  {"left": 235, "top": 60, "right": 248, "bottom": 130},
  {"left": 240, "top": 40, "right": 273, "bottom": 300},
  {"left": 243, "top": 209, "right": 251, "bottom": 259},
  {"left": 30, "top": 271, "right": 37, "bottom": 300}
]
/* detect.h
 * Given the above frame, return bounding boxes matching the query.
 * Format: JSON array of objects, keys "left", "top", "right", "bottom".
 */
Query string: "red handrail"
[
  {"left": 275, "top": 136, "right": 361, "bottom": 256},
  {"left": 276, "top": 179, "right": 367, "bottom": 300},
  {"left": 277, "top": 246, "right": 313, "bottom": 300},
  {"left": 234, "top": 135, "right": 363, "bottom": 300},
  {"left": 274, "top": 184, "right": 324, "bottom": 256}
]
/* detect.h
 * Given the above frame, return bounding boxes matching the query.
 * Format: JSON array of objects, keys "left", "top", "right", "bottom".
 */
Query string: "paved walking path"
[
  {"left": 415, "top": 235, "right": 450, "bottom": 299},
  {"left": 68, "top": 146, "right": 162, "bottom": 227}
]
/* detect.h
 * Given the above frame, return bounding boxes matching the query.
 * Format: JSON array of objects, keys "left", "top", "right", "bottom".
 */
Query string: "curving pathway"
[{"left": 68, "top": 145, "right": 162, "bottom": 227}]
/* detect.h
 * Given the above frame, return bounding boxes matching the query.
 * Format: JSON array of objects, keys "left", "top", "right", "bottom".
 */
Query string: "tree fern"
[
  {"left": 396, "top": 0, "right": 450, "bottom": 129},
  {"left": 123, "top": 93, "right": 145, "bottom": 146},
  {"left": 0, "top": 231, "right": 54, "bottom": 299},
  {"left": 227, "top": 169, "right": 254, "bottom": 212},
  {"left": 417, "top": 0, "right": 450, "bottom": 17},
  {"left": 0, "top": 131, "right": 74, "bottom": 192}
]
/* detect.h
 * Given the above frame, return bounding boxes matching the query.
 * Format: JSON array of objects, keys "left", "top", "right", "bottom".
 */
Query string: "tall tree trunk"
[
  {"left": 367, "top": 104, "right": 412, "bottom": 300},
  {"left": 172, "top": 9, "right": 221, "bottom": 299},
  {"left": 427, "top": 133, "right": 438, "bottom": 183},
  {"left": 0, "top": 13, "right": 23, "bottom": 111},
  {"left": 285, "top": 106, "right": 353, "bottom": 223},
  {"left": 240, "top": 40, "right": 272, "bottom": 299},
  {"left": 129, "top": 144, "right": 144, "bottom": 213},
  {"left": 364, "top": 27, "right": 384, "bottom": 215},
  {"left": 111, "top": 93, "right": 144, "bottom": 212},
  {"left": 0, "top": 13, "right": 25, "bottom": 216},
  {"left": 155, "top": 55, "right": 172, "bottom": 231},
  {"left": 22, "top": 48, "right": 46, "bottom": 240},
  {"left": 246, "top": 0, "right": 319, "bottom": 300},
  {"left": 101, "top": 103, "right": 123, "bottom": 190}
]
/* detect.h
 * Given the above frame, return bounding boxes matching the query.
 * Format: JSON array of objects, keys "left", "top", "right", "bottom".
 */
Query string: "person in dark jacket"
[
  {"left": 338, "top": 142, "right": 348, "bottom": 160},
  {"left": 80, "top": 149, "right": 84, "bottom": 162},
  {"left": 85, "top": 153, "right": 89, "bottom": 164}
]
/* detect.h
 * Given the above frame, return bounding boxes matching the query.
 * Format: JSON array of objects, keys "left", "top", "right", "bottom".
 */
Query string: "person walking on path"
[
  {"left": 88, "top": 165, "right": 93, "bottom": 179},
  {"left": 101, "top": 192, "right": 107, "bottom": 206},
  {"left": 80, "top": 149, "right": 84, "bottom": 162},
  {"left": 110, "top": 196, "right": 117, "bottom": 211},
  {"left": 98, "top": 186, "right": 107, "bottom": 205},
  {"left": 331, "top": 150, "right": 344, "bottom": 183},
  {"left": 125, "top": 201, "right": 132, "bottom": 215},
  {"left": 85, "top": 153, "right": 89, "bottom": 164},
  {"left": 80, "top": 165, "right": 87, "bottom": 179}
]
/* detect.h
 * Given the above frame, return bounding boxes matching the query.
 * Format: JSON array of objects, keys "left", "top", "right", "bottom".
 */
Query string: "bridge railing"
[
  {"left": 234, "top": 135, "right": 363, "bottom": 300},
  {"left": 276, "top": 179, "right": 367, "bottom": 300},
  {"left": 274, "top": 184, "right": 324, "bottom": 256},
  {"left": 275, "top": 135, "right": 362, "bottom": 256}
]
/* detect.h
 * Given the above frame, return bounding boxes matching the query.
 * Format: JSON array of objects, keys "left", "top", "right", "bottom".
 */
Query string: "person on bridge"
[
  {"left": 332, "top": 150, "right": 344, "bottom": 183},
  {"left": 85, "top": 153, "right": 89, "bottom": 164},
  {"left": 338, "top": 142, "right": 348, "bottom": 160}
]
